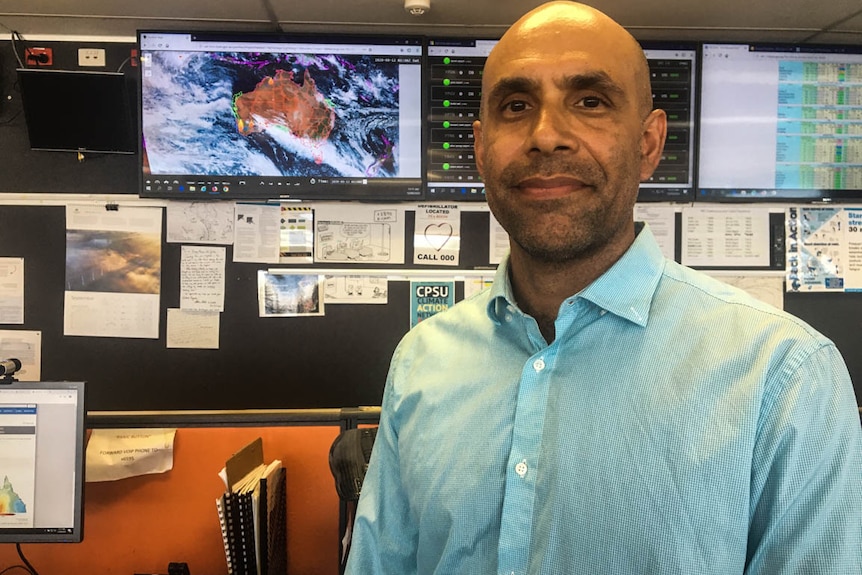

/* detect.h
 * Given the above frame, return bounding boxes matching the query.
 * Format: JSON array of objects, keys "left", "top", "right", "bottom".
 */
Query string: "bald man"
[{"left": 346, "top": 3, "right": 862, "bottom": 574}]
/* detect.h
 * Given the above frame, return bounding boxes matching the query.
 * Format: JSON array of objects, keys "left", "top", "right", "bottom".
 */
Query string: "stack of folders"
[{"left": 216, "top": 438, "right": 287, "bottom": 575}]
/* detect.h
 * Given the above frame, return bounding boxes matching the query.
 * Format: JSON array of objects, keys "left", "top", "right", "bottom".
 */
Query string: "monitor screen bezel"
[
  {"left": 696, "top": 41, "right": 862, "bottom": 203},
  {"left": 137, "top": 30, "right": 426, "bottom": 202},
  {"left": 0, "top": 380, "right": 86, "bottom": 544}
]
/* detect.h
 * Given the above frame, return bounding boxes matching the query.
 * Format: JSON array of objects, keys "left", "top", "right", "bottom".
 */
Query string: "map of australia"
[
  {"left": 0, "top": 476, "right": 27, "bottom": 515},
  {"left": 233, "top": 69, "right": 335, "bottom": 143}
]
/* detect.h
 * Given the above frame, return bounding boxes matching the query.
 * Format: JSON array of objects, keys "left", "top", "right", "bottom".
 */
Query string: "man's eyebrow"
[
  {"left": 486, "top": 76, "right": 542, "bottom": 105},
  {"left": 558, "top": 71, "right": 627, "bottom": 101}
]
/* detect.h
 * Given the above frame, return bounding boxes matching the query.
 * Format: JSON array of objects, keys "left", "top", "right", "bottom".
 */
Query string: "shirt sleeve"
[
  {"left": 344, "top": 346, "right": 419, "bottom": 575},
  {"left": 746, "top": 342, "right": 862, "bottom": 574}
]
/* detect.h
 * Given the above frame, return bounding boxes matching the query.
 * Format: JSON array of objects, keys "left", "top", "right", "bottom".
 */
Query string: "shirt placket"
[
  {"left": 496, "top": 298, "right": 596, "bottom": 575},
  {"left": 496, "top": 329, "right": 556, "bottom": 575}
]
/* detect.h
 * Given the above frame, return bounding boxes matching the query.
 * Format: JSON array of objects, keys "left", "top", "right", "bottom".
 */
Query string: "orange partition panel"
[{"left": 0, "top": 425, "right": 341, "bottom": 575}]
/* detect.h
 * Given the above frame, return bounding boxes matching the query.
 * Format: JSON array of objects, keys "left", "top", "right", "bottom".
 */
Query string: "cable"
[
  {"left": 0, "top": 23, "right": 24, "bottom": 68},
  {"left": 7, "top": 30, "right": 26, "bottom": 68},
  {"left": 14, "top": 544, "right": 37, "bottom": 575},
  {"left": 116, "top": 56, "right": 132, "bottom": 73}
]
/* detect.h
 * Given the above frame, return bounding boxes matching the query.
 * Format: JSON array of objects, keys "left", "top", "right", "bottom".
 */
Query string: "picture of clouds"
[{"left": 65, "top": 230, "right": 161, "bottom": 294}]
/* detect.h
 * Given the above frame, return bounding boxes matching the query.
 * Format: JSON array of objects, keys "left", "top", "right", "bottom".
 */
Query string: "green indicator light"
[
  {"left": 443, "top": 78, "right": 451, "bottom": 86},
  {"left": 443, "top": 163, "right": 451, "bottom": 170},
  {"left": 443, "top": 143, "right": 450, "bottom": 150},
  {"left": 443, "top": 121, "right": 451, "bottom": 128},
  {"left": 443, "top": 57, "right": 451, "bottom": 65},
  {"left": 443, "top": 100, "right": 451, "bottom": 107}
]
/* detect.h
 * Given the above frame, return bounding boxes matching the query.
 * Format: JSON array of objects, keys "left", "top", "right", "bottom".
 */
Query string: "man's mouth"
[{"left": 515, "top": 176, "right": 591, "bottom": 198}]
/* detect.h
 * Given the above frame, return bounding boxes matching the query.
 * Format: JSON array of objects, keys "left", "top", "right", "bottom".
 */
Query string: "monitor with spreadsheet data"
[{"left": 698, "top": 43, "right": 862, "bottom": 201}]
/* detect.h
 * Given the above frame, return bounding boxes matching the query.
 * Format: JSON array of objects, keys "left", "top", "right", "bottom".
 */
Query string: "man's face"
[{"left": 474, "top": 16, "right": 666, "bottom": 264}]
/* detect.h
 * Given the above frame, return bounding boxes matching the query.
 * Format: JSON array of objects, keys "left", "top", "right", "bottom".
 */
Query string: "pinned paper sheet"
[{"left": 86, "top": 428, "right": 177, "bottom": 482}]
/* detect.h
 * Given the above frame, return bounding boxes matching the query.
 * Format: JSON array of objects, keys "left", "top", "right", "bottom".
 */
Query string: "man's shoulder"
[{"left": 658, "top": 260, "right": 827, "bottom": 342}]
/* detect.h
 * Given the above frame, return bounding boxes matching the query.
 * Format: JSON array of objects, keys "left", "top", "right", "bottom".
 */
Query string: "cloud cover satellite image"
[{"left": 142, "top": 51, "right": 405, "bottom": 178}]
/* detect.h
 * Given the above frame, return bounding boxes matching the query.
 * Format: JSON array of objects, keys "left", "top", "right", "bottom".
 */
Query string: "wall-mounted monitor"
[
  {"left": 698, "top": 43, "right": 862, "bottom": 201},
  {"left": 17, "top": 69, "right": 136, "bottom": 155},
  {"left": 639, "top": 41, "right": 700, "bottom": 202},
  {"left": 425, "top": 38, "right": 495, "bottom": 201},
  {"left": 424, "top": 38, "right": 698, "bottom": 202},
  {"left": 138, "top": 31, "right": 424, "bottom": 201},
  {"left": 0, "top": 380, "right": 86, "bottom": 543}
]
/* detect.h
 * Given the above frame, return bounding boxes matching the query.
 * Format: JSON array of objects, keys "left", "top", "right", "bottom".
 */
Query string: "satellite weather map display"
[{"left": 139, "top": 32, "right": 424, "bottom": 200}]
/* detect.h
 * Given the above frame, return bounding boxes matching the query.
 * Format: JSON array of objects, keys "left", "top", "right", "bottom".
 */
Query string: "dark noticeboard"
[
  {"left": 2, "top": 202, "right": 861, "bottom": 411},
  {"left": 0, "top": 204, "right": 495, "bottom": 410},
  {"left": 0, "top": 42, "right": 859, "bottom": 410}
]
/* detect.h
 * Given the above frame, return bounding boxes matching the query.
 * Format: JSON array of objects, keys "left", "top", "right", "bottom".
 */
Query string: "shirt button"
[
  {"left": 533, "top": 358, "right": 545, "bottom": 372},
  {"left": 515, "top": 459, "right": 528, "bottom": 478},
  {"left": 505, "top": 314, "right": 513, "bottom": 322}
]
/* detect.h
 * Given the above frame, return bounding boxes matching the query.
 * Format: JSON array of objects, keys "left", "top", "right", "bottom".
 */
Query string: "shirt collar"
[{"left": 487, "top": 223, "right": 665, "bottom": 328}]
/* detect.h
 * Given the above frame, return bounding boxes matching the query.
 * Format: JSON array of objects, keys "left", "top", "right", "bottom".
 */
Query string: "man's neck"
[{"left": 507, "top": 232, "right": 635, "bottom": 343}]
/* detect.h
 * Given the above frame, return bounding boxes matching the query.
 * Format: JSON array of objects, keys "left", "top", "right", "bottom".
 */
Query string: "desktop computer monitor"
[
  {"left": 698, "top": 42, "right": 862, "bottom": 201},
  {"left": 16, "top": 69, "right": 136, "bottom": 155},
  {"left": 137, "top": 31, "right": 425, "bottom": 201},
  {"left": 424, "top": 38, "right": 699, "bottom": 202},
  {"left": 0, "top": 380, "right": 86, "bottom": 543}
]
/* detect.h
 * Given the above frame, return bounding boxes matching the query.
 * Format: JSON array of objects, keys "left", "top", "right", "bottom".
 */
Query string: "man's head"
[{"left": 474, "top": 1, "right": 666, "bottom": 265}]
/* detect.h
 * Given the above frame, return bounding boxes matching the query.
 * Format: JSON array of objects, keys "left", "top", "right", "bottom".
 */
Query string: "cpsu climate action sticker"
[{"left": 410, "top": 281, "right": 455, "bottom": 328}]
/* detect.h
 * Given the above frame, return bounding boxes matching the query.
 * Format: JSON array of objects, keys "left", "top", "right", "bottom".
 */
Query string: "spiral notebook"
[{"left": 216, "top": 438, "right": 287, "bottom": 575}]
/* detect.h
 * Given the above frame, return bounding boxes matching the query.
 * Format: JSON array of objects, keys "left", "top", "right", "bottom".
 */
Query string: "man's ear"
[
  {"left": 473, "top": 119, "right": 485, "bottom": 178},
  {"left": 639, "top": 108, "right": 667, "bottom": 181}
]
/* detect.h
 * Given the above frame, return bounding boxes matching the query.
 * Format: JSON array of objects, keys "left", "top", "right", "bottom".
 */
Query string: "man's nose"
[{"left": 527, "top": 103, "right": 577, "bottom": 154}]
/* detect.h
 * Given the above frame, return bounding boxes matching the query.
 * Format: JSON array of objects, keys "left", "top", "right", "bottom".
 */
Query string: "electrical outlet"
[
  {"left": 78, "top": 48, "right": 106, "bottom": 67},
  {"left": 25, "top": 47, "right": 53, "bottom": 66}
]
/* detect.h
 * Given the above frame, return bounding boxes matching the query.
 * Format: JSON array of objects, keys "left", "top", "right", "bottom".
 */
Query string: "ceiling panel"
[{"left": 0, "top": 0, "right": 860, "bottom": 43}]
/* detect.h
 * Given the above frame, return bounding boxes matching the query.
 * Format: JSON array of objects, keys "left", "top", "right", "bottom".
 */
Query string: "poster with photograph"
[{"left": 258, "top": 271, "right": 325, "bottom": 317}]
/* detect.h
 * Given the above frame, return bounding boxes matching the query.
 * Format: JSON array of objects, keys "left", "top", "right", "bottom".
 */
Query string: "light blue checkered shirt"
[{"left": 346, "top": 224, "right": 862, "bottom": 575}]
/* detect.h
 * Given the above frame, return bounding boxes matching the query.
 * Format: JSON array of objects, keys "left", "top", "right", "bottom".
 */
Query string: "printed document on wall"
[
  {"left": 786, "top": 205, "right": 862, "bottom": 292},
  {"left": 414, "top": 204, "right": 461, "bottom": 266},
  {"left": 681, "top": 206, "right": 770, "bottom": 268},
  {"left": 64, "top": 205, "right": 162, "bottom": 339},
  {"left": 181, "top": 246, "right": 225, "bottom": 311},
  {"left": 314, "top": 203, "right": 406, "bottom": 264},
  {"left": 166, "top": 200, "right": 235, "bottom": 245},
  {"left": 233, "top": 203, "right": 281, "bottom": 264},
  {"left": 0, "top": 258, "right": 24, "bottom": 324}
]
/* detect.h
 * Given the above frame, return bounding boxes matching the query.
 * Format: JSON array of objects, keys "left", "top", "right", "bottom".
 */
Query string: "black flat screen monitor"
[
  {"left": 424, "top": 38, "right": 698, "bottom": 202},
  {"left": 639, "top": 41, "right": 700, "bottom": 202},
  {"left": 698, "top": 43, "right": 862, "bottom": 201},
  {"left": 138, "top": 31, "right": 425, "bottom": 201},
  {"left": 0, "top": 380, "right": 86, "bottom": 543},
  {"left": 17, "top": 69, "right": 136, "bottom": 154},
  {"left": 425, "top": 38, "right": 495, "bottom": 201}
]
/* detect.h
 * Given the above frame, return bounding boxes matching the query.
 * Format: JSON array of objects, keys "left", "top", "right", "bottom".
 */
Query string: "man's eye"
[
  {"left": 579, "top": 96, "right": 605, "bottom": 108},
  {"left": 502, "top": 100, "right": 529, "bottom": 113}
]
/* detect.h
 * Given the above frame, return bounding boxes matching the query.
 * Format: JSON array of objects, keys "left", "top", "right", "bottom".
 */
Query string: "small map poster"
[{"left": 786, "top": 206, "right": 862, "bottom": 292}]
